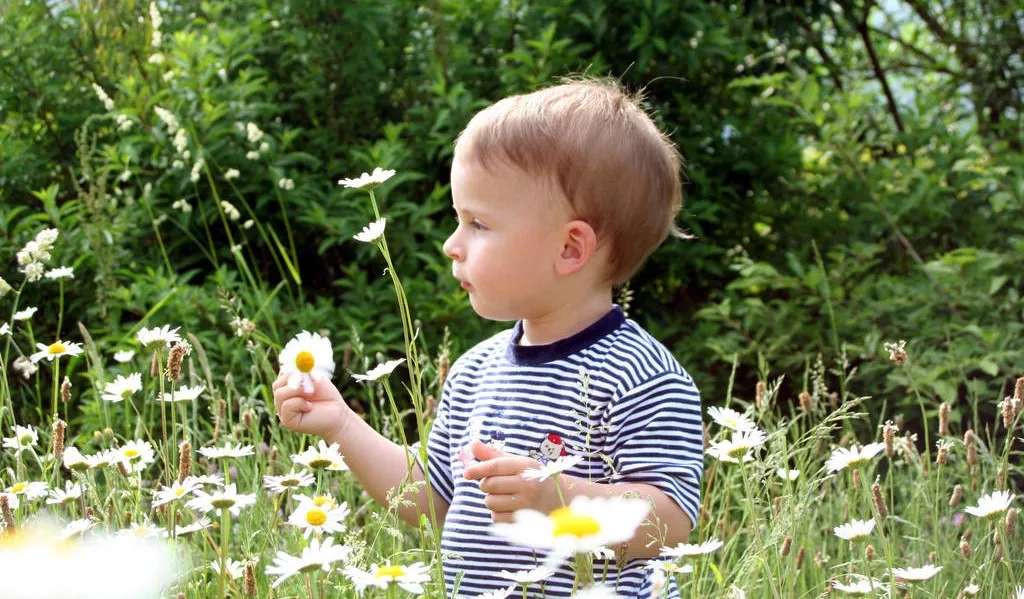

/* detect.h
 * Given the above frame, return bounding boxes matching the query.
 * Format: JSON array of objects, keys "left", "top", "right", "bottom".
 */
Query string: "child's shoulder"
[
  {"left": 603, "top": 316, "right": 696, "bottom": 387},
  {"left": 446, "top": 326, "right": 515, "bottom": 376}
]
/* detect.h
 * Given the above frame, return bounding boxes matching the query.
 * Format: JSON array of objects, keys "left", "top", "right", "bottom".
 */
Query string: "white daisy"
[
  {"left": 337, "top": 167, "right": 396, "bottom": 190},
  {"left": 12, "top": 356, "right": 37, "bottom": 379},
  {"left": 186, "top": 483, "right": 256, "bottom": 516},
  {"left": 279, "top": 330, "right": 334, "bottom": 393},
  {"left": 113, "top": 350, "right": 136, "bottom": 363},
  {"left": 6, "top": 480, "right": 49, "bottom": 500},
  {"left": 826, "top": 443, "right": 886, "bottom": 473},
  {"left": 46, "top": 481, "right": 84, "bottom": 506},
  {"left": 352, "top": 358, "right": 405, "bottom": 382},
  {"left": 112, "top": 440, "right": 156, "bottom": 473},
  {"left": 833, "top": 518, "right": 875, "bottom": 541},
  {"left": 521, "top": 454, "right": 583, "bottom": 482},
  {"left": 0, "top": 323, "right": 11, "bottom": 336},
  {"left": 472, "top": 586, "right": 516, "bottom": 599},
  {"left": 151, "top": 479, "right": 200, "bottom": 508},
  {"left": 960, "top": 583, "right": 980, "bottom": 596},
  {"left": 963, "top": 490, "right": 1015, "bottom": 519},
  {"left": 293, "top": 493, "right": 340, "bottom": 510},
  {"left": 157, "top": 384, "right": 205, "bottom": 402},
  {"left": 101, "top": 373, "right": 143, "bottom": 403},
  {"left": 198, "top": 442, "right": 254, "bottom": 460},
  {"left": 832, "top": 576, "right": 884, "bottom": 595},
  {"left": 223, "top": 169, "right": 241, "bottom": 181},
  {"left": 353, "top": 218, "right": 386, "bottom": 243},
  {"left": 496, "top": 565, "right": 555, "bottom": 584},
  {"left": 2, "top": 424, "right": 38, "bottom": 455},
  {"left": 1013, "top": 586, "right": 1023, "bottom": 599},
  {"left": 707, "top": 428, "right": 766, "bottom": 463},
  {"left": 660, "top": 538, "right": 724, "bottom": 559},
  {"left": 136, "top": 325, "right": 182, "bottom": 349},
  {"left": 706, "top": 406, "right": 756, "bottom": 431},
  {"left": 30, "top": 340, "right": 84, "bottom": 363},
  {"left": 13, "top": 307, "right": 38, "bottom": 320},
  {"left": 776, "top": 468, "right": 800, "bottom": 481},
  {"left": 121, "top": 517, "right": 169, "bottom": 539},
  {"left": 644, "top": 561, "right": 694, "bottom": 575},
  {"left": 58, "top": 518, "right": 96, "bottom": 539},
  {"left": 173, "top": 517, "right": 212, "bottom": 537},
  {"left": 209, "top": 558, "right": 246, "bottom": 580},
  {"left": 62, "top": 446, "right": 91, "bottom": 471},
  {"left": 266, "top": 537, "right": 352, "bottom": 588},
  {"left": 344, "top": 561, "right": 431, "bottom": 594},
  {"left": 44, "top": 267, "right": 74, "bottom": 280},
  {"left": 491, "top": 495, "right": 650, "bottom": 554},
  {"left": 183, "top": 474, "right": 225, "bottom": 488},
  {"left": 287, "top": 499, "right": 349, "bottom": 538},
  {"left": 291, "top": 440, "right": 348, "bottom": 471},
  {"left": 263, "top": 469, "right": 316, "bottom": 494},
  {"left": 891, "top": 565, "right": 942, "bottom": 581}
]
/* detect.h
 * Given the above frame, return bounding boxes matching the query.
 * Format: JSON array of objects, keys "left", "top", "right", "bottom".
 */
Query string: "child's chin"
[{"left": 468, "top": 297, "right": 518, "bottom": 323}]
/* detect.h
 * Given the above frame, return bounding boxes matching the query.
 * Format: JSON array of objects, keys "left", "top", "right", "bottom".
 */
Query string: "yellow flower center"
[
  {"left": 48, "top": 343, "right": 66, "bottom": 355},
  {"left": 375, "top": 564, "right": 406, "bottom": 579},
  {"left": 305, "top": 508, "right": 327, "bottom": 526},
  {"left": 10, "top": 482, "right": 26, "bottom": 494},
  {"left": 123, "top": 448, "right": 139, "bottom": 459},
  {"left": 17, "top": 434, "right": 32, "bottom": 446},
  {"left": 133, "top": 526, "right": 150, "bottom": 537},
  {"left": 174, "top": 488, "right": 186, "bottom": 497},
  {"left": 311, "top": 495, "right": 335, "bottom": 509},
  {"left": 308, "top": 457, "right": 333, "bottom": 469},
  {"left": 295, "top": 351, "right": 315, "bottom": 373},
  {"left": 280, "top": 478, "right": 300, "bottom": 487},
  {"left": 550, "top": 507, "right": 601, "bottom": 538}
]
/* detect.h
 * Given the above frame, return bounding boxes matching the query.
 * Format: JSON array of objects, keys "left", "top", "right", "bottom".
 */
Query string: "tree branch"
[{"left": 857, "top": 4, "right": 905, "bottom": 133}]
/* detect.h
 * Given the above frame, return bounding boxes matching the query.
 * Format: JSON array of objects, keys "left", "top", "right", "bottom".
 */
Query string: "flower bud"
[
  {"left": 872, "top": 480, "right": 888, "bottom": 519},
  {"left": 51, "top": 417, "right": 66, "bottom": 463},
  {"left": 269, "top": 446, "right": 279, "bottom": 477},
  {"left": 1006, "top": 508, "right": 1017, "bottom": 536},
  {"left": 60, "top": 376, "right": 72, "bottom": 405},
  {"left": 1015, "top": 377, "right": 1024, "bottom": 401},
  {"left": 178, "top": 440, "right": 192, "bottom": 483},
  {"left": 997, "top": 466, "right": 1006, "bottom": 490},
  {"left": 949, "top": 484, "right": 963, "bottom": 508},
  {"left": 963, "top": 430, "right": 977, "bottom": 466},
  {"left": 780, "top": 535, "right": 792, "bottom": 557},
  {"left": 244, "top": 560, "right": 257, "bottom": 596},
  {"left": 852, "top": 469, "right": 862, "bottom": 489},
  {"left": 936, "top": 443, "right": 949, "bottom": 466},
  {"left": 799, "top": 391, "right": 812, "bottom": 413},
  {"left": 795, "top": 547, "right": 805, "bottom": 570},
  {"left": 755, "top": 381, "right": 766, "bottom": 411},
  {"left": 960, "top": 536, "right": 971, "bottom": 558},
  {"left": 774, "top": 496, "right": 784, "bottom": 517},
  {"left": 166, "top": 343, "right": 185, "bottom": 382},
  {"left": 928, "top": 551, "right": 936, "bottom": 564},
  {"left": 150, "top": 351, "right": 160, "bottom": 377},
  {"left": 883, "top": 420, "right": 898, "bottom": 458},
  {"left": 864, "top": 544, "right": 875, "bottom": 561},
  {"left": 0, "top": 494, "right": 15, "bottom": 533},
  {"left": 938, "top": 402, "right": 950, "bottom": 436}
]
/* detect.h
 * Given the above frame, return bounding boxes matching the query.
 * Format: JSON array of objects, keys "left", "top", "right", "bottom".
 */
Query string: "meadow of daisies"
[{"left": 1, "top": 168, "right": 1021, "bottom": 598}]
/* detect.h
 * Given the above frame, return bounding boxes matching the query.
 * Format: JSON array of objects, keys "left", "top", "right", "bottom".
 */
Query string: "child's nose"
[{"left": 442, "top": 230, "right": 463, "bottom": 261}]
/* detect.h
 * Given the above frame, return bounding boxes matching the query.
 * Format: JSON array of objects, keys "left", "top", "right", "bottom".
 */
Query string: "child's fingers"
[
  {"left": 478, "top": 475, "right": 523, "bottom": 495},
  {"left": 271, "top": 371, "right": 288, "bottom": 392},
  {"left": 483, "top": 493, "right": 521, "bottom": 514},
  {"left": 464, "top": 456, "right": 531, "bottom": 480},
  {"left": 278, "top": 397, "right": 311, "bottom": 425}
]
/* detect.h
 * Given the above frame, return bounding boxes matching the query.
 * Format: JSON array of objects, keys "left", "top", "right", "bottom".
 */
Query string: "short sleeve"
[
  {"left": 409, "top": 381, "right": 456, "bottom": 505},
  {"left": 603, "top": 370, "right": 703, "bottom": 528}
]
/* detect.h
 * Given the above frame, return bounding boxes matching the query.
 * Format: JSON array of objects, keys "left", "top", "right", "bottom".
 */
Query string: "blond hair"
[{"left": 455, "top": 78, "right": 684, "bottom": 284}]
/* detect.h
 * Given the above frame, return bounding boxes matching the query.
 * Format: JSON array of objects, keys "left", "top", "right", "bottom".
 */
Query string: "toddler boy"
[{"left": 274, "top": 78, "right": 703, "bottom": 598}]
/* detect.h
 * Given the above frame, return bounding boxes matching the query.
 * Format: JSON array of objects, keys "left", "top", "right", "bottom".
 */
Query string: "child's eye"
[{"left": 471, "top": 220, "right": 487, "bottom": 231}]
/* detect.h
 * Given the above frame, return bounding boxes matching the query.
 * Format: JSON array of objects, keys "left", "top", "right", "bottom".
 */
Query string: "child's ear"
[{"left": 555, "top": 220, "right": 598, "bottom": 276}]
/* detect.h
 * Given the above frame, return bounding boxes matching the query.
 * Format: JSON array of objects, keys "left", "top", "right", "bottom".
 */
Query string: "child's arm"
[{"left": 273, "top": 372, "right": 449, "bottom": 527}]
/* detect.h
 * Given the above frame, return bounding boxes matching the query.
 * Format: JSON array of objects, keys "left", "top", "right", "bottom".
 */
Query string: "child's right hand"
[{"left": 272, "top": 371, "right": 350, "bottom": 440}]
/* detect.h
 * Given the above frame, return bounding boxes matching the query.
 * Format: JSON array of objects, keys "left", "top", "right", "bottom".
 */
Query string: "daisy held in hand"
[{"left": 280, "top": 331, "right": 335, "bottom": 394}]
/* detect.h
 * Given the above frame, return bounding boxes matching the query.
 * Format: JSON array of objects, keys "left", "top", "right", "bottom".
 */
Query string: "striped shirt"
[{"left": 418, "top": 306, "right": 703, "bottom": 598}]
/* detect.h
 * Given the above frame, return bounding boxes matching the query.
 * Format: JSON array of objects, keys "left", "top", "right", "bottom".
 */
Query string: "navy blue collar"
[{"left": 506, "top": 305, "right": 625, "bottom": 365}]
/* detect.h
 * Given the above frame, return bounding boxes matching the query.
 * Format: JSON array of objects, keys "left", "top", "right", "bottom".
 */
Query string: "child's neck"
[{"left": 519, "top": 291, "right": 614, "bottom": 346}]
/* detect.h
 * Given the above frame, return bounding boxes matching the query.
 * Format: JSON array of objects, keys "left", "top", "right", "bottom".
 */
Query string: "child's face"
[{"left": 443, "top": 150, "right": 571, "bottom": 322}]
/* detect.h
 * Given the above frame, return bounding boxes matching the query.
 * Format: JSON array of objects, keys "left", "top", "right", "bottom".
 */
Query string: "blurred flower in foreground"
[
  {"left": 0, "top": 520, "right": 180, "bottom": 598},
  {"left": 963, "top": 490, "right": 1015, "bottom": 519},
  {"left": 491, "top": 496, "right": 649, "bottom": 554},
  {"left": 344, "top": 561, "right": 431, "bottom": 594},
  {"left": 892, "top": 564, "right": 942, "bottom": 582},
  {"left": 826, "top": 443, "right": 885, "bottom": 473}
]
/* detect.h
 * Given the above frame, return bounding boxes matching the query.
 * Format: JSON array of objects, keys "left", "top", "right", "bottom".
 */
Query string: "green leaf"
[{"left": 978, "top": 360, "right": 999, "bottom": 377}]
